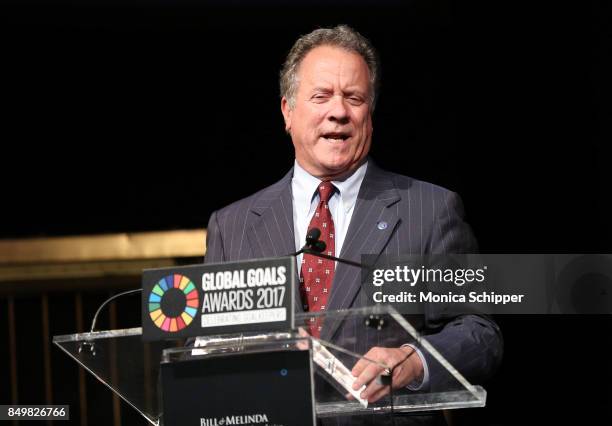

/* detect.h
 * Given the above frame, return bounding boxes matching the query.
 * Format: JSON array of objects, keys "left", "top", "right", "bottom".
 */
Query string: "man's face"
[{"left": 281, "top": 45, "right": 373, "bottom": 180}]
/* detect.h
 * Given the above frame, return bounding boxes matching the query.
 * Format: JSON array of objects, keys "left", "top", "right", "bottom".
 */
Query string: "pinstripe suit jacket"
[{"left": 204, "top": 160, "right": 502, "bottom": 396}]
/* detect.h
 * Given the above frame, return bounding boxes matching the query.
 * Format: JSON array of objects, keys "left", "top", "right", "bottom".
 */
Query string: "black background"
[{"left": 1, "top": 0, "right": 611, "bottom": 424}]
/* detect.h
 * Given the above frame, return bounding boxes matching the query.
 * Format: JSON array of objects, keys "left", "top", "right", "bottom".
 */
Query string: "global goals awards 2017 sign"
[{"left": 142, "top": 257, "right": 295, "bottom": 341}]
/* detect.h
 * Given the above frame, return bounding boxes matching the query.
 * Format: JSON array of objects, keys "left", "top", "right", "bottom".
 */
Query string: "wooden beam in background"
[
  {"left": 0, "top": 259, "right": 181, "bottom": 284},
  {"left": 75, "top": 293, "right": 88, "bottom": 426},
  {"left": 0, "top": 229, "right": 206, "bottom": 265},
  {"left": 41, "top": 294, "right": 53, "bottom": 426},
  {"left": 109, "top": 300, "right": 121, "bottom": 426},
  {"left": 7, "top": 297, "right": 18, "bottom": 405},
  {"left": 41, "top": 294, "right": 53, "bottom": 403}
]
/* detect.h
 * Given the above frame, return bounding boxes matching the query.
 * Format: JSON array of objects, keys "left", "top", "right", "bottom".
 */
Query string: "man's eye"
[
  {"left": 312, "top": 94, "right": 330, "bottom": 102},
  {"left": 347, "top": 96, "right": 364, "bottom": 105}
]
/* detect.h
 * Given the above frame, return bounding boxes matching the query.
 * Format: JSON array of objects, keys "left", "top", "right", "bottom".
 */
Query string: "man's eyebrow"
[
  {"left": 310, "top": 87, "right": 367, "bottom": 96},
  {"left": 343, "top": 88, "right": 367, "bottom": 97}
]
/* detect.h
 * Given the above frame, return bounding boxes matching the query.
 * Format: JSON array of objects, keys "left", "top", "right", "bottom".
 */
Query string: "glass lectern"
[{"left": 53, "top": 305, "right": 486, "bottom": 425}]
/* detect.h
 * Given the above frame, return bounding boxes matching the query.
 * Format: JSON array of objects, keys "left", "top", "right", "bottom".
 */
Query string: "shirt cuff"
[{"left": 401, "top": 343, "right": 430, "bottom": 391}]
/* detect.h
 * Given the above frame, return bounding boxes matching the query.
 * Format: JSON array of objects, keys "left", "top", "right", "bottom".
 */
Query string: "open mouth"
[{"left": 321, "top": 132, "right": 350, "bottom": 141}]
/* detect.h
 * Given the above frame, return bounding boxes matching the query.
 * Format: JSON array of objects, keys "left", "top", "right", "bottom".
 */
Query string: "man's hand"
[
  {"left": 295, "top": 327, "right": 311, "bottom": 350},
  {"left": 351, "top": 346, "right": 424, "bottom": 403}
]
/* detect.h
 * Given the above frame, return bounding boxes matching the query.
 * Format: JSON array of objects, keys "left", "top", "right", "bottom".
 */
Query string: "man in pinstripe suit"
[{"left": 204, "top": 26, "right": 502, "bottom": 422}]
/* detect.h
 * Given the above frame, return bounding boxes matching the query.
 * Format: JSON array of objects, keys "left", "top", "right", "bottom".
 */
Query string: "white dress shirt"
[
  {"left": 291, "top": 160, "right": 368, "bottom": 265},
  {"left": 290, "top": 159, "right": 429, "bottom": 391}
]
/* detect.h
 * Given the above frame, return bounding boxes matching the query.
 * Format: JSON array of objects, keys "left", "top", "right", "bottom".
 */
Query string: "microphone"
[
  {"left": 306, "top": 228, "right": 327, "bottom": 253},
  {"left": 292, "top": 227, "right": 363, "bottom": 268},
  {"left": 311, "top": 240, "right": 327, "bottom": 253},
  {"left": 305, "top": 228, "right": 321, "bottom": 246}
]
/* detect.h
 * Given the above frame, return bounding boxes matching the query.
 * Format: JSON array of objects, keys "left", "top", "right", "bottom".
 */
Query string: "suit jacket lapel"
[
  {"left": 246, "top": 169, "right": 304, "bottom": 313},
  {"left": 243, "top": 163, "right": 402, "bottom": 330},
  {"left": 322, "top": 163, "right": 401, "bottom": 340}
]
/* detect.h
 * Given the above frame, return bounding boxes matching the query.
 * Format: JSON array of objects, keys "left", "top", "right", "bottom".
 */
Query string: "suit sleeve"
[
  {"left": 420, "top": 190, "right": 504, "bottom": 390},
  {"left": 204, "top": 210, "right": 226, "bottom": 264}
]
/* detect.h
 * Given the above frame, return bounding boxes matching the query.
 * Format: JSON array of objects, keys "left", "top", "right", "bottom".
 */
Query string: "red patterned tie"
[{"left": 300, "top": 181, "right": 336, "bottom": 338}]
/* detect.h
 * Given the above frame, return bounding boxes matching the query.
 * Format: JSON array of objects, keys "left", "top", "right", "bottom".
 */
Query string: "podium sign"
[{"left": 142, "top": 257, "right": 295, "bottom": 341}]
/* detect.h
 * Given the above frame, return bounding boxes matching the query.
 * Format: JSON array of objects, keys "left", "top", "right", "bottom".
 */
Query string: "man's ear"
[{"left": 281, "top": 96, "right": 292, "bottom": 133}]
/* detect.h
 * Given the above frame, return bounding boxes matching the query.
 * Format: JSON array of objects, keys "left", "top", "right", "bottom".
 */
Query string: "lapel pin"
[{"left": 377, "top": 221, "right": 388, "bottom": 230}]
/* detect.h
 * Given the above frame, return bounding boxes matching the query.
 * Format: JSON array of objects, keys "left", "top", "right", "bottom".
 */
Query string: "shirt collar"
[{"left": 292, "top": 160, "right": 368, "bottom": 215}]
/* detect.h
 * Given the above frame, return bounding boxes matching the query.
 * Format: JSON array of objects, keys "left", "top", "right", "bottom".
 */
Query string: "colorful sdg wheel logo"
[{"left": 148, "top": 274, "right": 199, "bottom": 332}]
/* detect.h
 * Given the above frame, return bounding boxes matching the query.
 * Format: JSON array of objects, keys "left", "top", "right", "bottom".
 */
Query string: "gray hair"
[{"left": 280, "top": 25, "right": 380, "bottom": 110}]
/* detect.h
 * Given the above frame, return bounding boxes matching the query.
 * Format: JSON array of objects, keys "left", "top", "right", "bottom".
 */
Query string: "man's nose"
[{"left": 327, "top": 95, "right": 350, "bottom": 124}]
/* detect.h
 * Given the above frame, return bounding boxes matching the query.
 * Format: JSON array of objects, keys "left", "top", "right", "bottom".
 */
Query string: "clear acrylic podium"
[{"left": 53, "top": 305, "right": 486, "bottom": 425}]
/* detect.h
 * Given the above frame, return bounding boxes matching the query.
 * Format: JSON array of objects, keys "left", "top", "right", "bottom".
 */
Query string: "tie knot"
[{"left": 317, "top": 181, "right": 335, "bottom": 203}]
